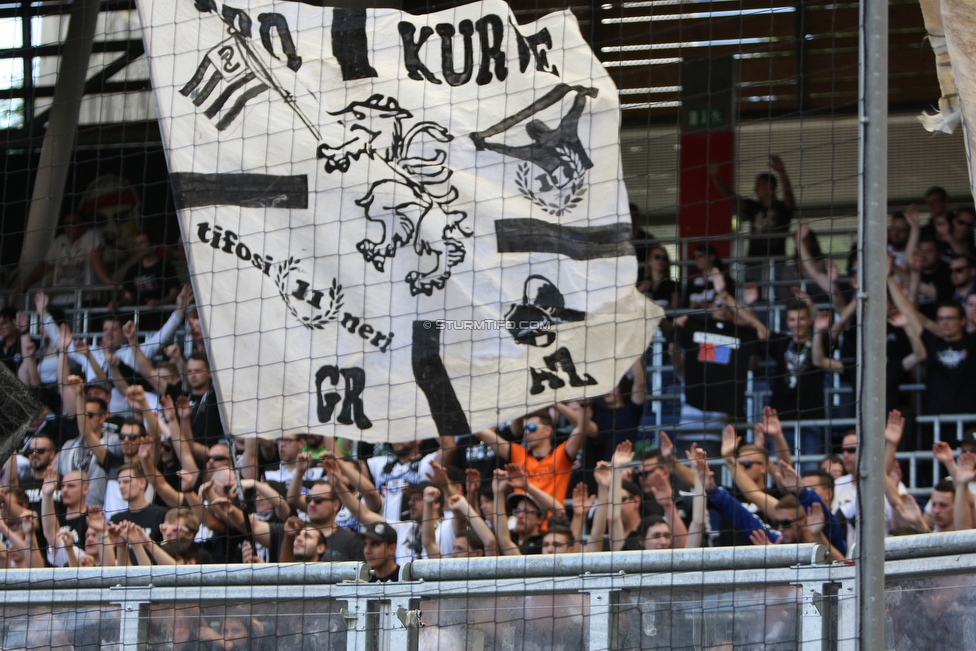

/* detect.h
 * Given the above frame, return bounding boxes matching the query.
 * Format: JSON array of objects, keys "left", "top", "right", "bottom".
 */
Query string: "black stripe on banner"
[
  {"left": 495, "top": 219, "right": 635, "bottom": 260},
  {"left": 412, "top": 321, "right": 471, "bottom": 437},
  {"left": 171, "top": 173, "right": 308, "bottom": 209}
]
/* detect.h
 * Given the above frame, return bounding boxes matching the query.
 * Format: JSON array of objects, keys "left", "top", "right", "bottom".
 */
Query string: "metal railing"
[{"left": 2, "top": 530, "right": 975, "bottom": 651}]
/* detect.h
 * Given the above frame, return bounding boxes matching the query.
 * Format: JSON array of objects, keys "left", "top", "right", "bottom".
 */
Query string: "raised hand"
[
  {"left": 122, "top": 320, "right": 138, "bottom": 344},
  {"left": 58, "top": 323, "right": 72, "bottom": 353},
  {"left": 178, "top": 468, "right": 198, "bottom": 493},
  {"left": 164, "top": 344, "right": 184, "bottom": 364},
  {"left": 721, "top": 425, "right": 740, "bottom": 460},
  {"left": 426, "top": 460, "right": 448, "bottom": 487},
  {"left": 762, "top": 406, "right": 784, "bottom": 440},
  {"left": 887, "top": 310, "right": 909, "bottom": 328},
  {"left": 709, "top": 267, "right": 726, "bottom": 294},
  {"left": 284, "top": 515, "right": 304, "bottom": 537},
  {"left": 658, "top": 431, "right": 674, "bottom": 462},
  {"left": 176, "top": 284, "right": 194, "bottom": 311},
  {"left": 137, "top": 436, "right": 154, "bottom": 462},
  {"left": 464, "top": 468, "right": 481, "bottom": 499},
  {"left": 806, "top": 502, "right": 826, "bottom": 538},
  {"left": 769, "top": 155, "right": 786, "bottom": 173},
  {"left": 295, "top": 452, "right": 312, "bottom": 476},
  {"left": 446, "top": 493, "right": 471, "bottom": 517},
  {"left": 504, "top": 463, "right": 527, "bottom": 491},
  {"left": 104, "top": 350, "right": 120, "bottom": 369},
  {"left": 491, "top": 468, "right": 509, "bottom": 498},
  {"left": 126, "top": 385, "right": 147, "bottom": 412},
  {"left": 33, "top": 291, "right": 49, "bottom": 314},
  {"left": 87, "top": 506, "right": 106, "bottom": 534},
  {"left": 753, "top": 423, "right": 767, "bottom": 451},
  {"left": 884, "top": 409, "right": 905, "bottom": 447},
  {"left": 956, "top": 451, "right": 976, "bottom": 485},
  {"left": 593, "top": 460, "right": 612, "bottom": 490},
  {"left": 176, "top": 395, "right": 192, "bottom": 422},
  {"left": 814, "top": 310, "right": 831, "bottom": 333},
  {"left": 242, "top": 540, "right": 258, "bottom": 564},
  {"left": 423, "top": 485, "right": 440, "bottom": 505},
  {"left": 898, "top": 493, "right": 926, "bottom": 528},
  {"left": 571, "top": 482, "right": 589, "bottom": 521},
  {"left": 932, "top": 441, "right": 956, "bottom": 469},
  {"left": 612, "top": 440, "right": 635, "bottom": 469},
  {"left": 56, "top": 529, "right": 75, "bottom": 550},
  {"left": 778, "top": 460, "right": 802, "bottom": 493},
  {"left": 748, "top": 528, "right": 778, "bottom": 546},
  {"left": 41, "top": 464, "right": 59, "bottom": 497},
  {"left": 904, "top": 203, "right": 920, "bottom": 228},
  {"left": 159, "top": 395, "right": 176, "bottom": 423}
]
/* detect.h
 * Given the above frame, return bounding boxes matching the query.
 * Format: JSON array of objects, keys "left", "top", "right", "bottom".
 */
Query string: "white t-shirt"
[
  {"left": 45, "top": 229, "right": 105, "bottom": 302},
  {"left": 366, "top": 452, "right": 436, "bottom": 524}
]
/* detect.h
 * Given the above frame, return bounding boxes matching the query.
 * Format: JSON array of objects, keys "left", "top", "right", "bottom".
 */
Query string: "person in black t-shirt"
[
  {"left": 682, "top": 245, "right": 736, "bottom": 310},
  {"left": 762, "top": 297, "right": 843, "bottom": 460},
  {"left": 363, "top": 522, "right": 400, "bottom": 582},
  {"left": 709, "top": 155, "right": 795, "bottom": 259},
  {"left": 674, "top": 276, "right": 764, "bottom": 455},
  {"left": 637, "top": 245, "right": 678, "bottom": 309},
  {"left": 109, "top": 463, "right": 167, "bottom": 544},
  {"left": 888, "top": 275, "right": 976, "bottom": 416},
  {"left": 40, "top": 467, "right": 88, "bottom": 567},
  {"left": 914, "top": 238, "right": 955, "bottom": 320},
  {"left": 120, "top": 234, "right": 181, "bottom": 307},
  {"left": 181, "top": 353, "right": 225, "bottom": 461}
]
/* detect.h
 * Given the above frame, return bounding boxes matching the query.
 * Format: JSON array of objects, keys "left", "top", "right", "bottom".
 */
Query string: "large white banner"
[{"left": 138, "top": 0, "right": 662, "bottom": 441}]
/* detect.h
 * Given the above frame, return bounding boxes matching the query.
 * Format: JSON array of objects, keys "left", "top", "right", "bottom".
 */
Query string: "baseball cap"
[
  {"left": 507, "top": 491, "right": 545, "bottom": 514},
  {"left": 961, "top": 429, "right": 976, "bottom": 448},
  {"left": 363, "top": 522, "right": 397, "bottom": 544}
]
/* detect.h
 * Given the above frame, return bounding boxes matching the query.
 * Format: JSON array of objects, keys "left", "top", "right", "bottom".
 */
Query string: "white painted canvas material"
[{"left": 137, "top": 0, "right": 662, "bottom": 440}]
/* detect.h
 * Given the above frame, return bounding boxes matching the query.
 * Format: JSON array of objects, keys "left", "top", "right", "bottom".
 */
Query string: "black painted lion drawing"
[{"left": 317, "top": 95, "right": 470, "bottom": 296}]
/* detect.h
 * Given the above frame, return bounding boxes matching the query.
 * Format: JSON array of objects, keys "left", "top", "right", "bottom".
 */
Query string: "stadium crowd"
[{"left": 0, "top": 171, "right": 975, "bottom": 579}]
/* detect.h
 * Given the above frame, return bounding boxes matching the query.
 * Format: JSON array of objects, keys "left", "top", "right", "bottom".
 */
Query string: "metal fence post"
[
  {"left": 587, "top": 588, "right": 614, "bottom": 651},
  {"left": 113, "top": 600, "right": 149, "bottom": 650}
]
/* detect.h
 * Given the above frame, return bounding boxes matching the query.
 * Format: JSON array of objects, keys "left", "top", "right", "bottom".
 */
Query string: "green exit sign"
[{"left": 687, "top": 108, "right": 726, "bottom": 127}]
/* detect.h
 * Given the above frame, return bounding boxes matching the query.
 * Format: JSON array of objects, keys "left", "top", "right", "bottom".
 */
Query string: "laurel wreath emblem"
[
  {"left": 274, "top": 257, "right": 344, "bottom": 330},
  {"left": 514, "top": 146, "right": 588, "bottom": 216}
]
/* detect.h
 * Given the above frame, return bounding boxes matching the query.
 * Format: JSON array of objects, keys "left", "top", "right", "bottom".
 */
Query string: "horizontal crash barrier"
[{"left": 3, "top": 531, "right": 976, "bottom": 650}]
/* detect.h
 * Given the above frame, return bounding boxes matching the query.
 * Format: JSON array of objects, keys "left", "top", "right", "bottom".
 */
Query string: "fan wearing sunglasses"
[{"left": 473, "top": 403, "right": 590, "bottom": 504}]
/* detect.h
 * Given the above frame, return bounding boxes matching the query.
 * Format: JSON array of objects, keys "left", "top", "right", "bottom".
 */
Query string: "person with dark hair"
[
  {"left": 889, "top": 271, "right": 976, "bottom": 415},
  {"left": 540, "top": 524, "right": 578, "bottom": 554},
  {"left": 913, "top": 237, "right": 955, "bottom": 319},
  {"left": 674, "top": 270, "right": 765, "bottom": 456},
  {"left": 291, "top": 525, "right": 327, "bottom": 562},
  {"left": 474, "top": 405, "right": 590, "bottom": 504},
  {"left": 182, "top": 351, "right": 225, "bottom": 455},
  {"left": 636, "top": 245, "right": 678, "bottom": 309},
  {"left": 0, "top": 307, "right": 32, "bottom": 380},
  {"left": 638, "top": 515, "right": 672, "bottom": 550},
  {"left": 708, "top": 155, "right": 795, "bottom": 260},
  {"left": 762, "top": 294, "right": 843, "bottom": 459},
  {"left": 451, "top": 529, "right": 486, "bottom": 558},
  {"left": 924, "top": 186, "right": 951, "bottom": 226},
  {"left": 109, "top": 463, "right": 167, "bottom": 544},
  {"left": 927, "top": 480, "right": 957, "bottom": 533},
  {"left": 100, "top": 413, "right": 150, "bottom": 519},
  {"left": 363, "top": 522, "right": 399, "bottom": 582},
  {"left": 951, "top": 206, "right": 976, "bottom": 257},
  {"left": 118, "top": 233, "right": 181, "bottom": 308},
  {"left": 948, "top": 253, "right": 976, "bottom": 304},
  {"left": 682, "top": 244, "right": 736, "bottom": 309}
]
